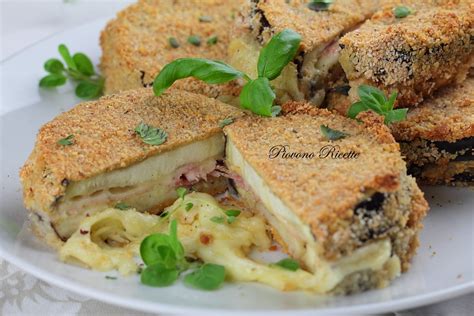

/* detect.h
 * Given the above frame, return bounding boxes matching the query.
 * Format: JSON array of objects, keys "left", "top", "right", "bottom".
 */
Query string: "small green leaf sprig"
[
  {"left": 348, "top": 85, "right": 408, "bottom": 125},
  {"left": 140, "top": 219, "right": 226, "bottom": 290},
  {"left": 153, "top": 29, "right": 302, "bottom": 117},
  {"left": 308, "top": 0, "right": 333, "bottom": 11},
  {"left": 135, "top": 122, "right": 168, "bottom": 146},
  {"left": 39, "top": 44, "right": 104, "bottom": 99}
]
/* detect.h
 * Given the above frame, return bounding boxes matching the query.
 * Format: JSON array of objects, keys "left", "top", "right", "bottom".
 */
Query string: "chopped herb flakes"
[
  {"left": 135, "top": 122, "right": 168, "bottom": 146},
  {"left": 187, "top": 35, "right": 201, "bottom": 46},
  {"left": 320, "top": 125, "right": 348, "bottom": 141},
  {"left": 207, "top": 36, "right": 218, "bottom": 45},
  {"left": 58, "top": 135, "right": 74, "bottom": 146},
  {"left": 218, "top": 117, "right": 233, "bottom": 128},
  {"left": 169, "top": 37, "right": 180, "bottom": 48},
  {"left": 394, "top": 6, "right": 411, "bottom": 18}
]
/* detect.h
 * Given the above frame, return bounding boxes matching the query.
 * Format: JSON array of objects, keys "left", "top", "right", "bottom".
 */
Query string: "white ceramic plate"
[{"left": 0, "top": 18, "right": 473, "bottom": 315}]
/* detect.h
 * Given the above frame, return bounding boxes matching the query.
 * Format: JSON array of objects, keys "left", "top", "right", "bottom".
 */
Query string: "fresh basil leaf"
[
  {"left": 135, "top": 122, "right": 168, "bottom": 146},
  {"left": 257, "top": 29, "right": 301, "bottom": 80},
  {"left": 169, "top": 219, "right": 185, "bottom": 262},
  {"left": 185, "top": 203, "right": 193, "bottom": 212},
  {"left": 347, "top": 101, "right": 368, "bottom": 119},
  {"left": 44, "top": 59, "right": 64, "bottom": 74},
  {"left": 39, "top": 74, "right": 67, "bottom": 87},
  {"left": 75, "top": 81, "right": 102, "bottom": 99},
  {"left": 210, "top": 216, "right": 225, "bottom": 224},
  {"left": 219, "top": 117, "right": 233, "bottom": 128},
  {"left": 320, "top": 125, "right": 348, "bottom": 141},
  {"left": 384, "top": 108, "right": 408, "bottom": 124},
  {"left": 240, "top": 77, "right": 275, "bottom": 117},
  {"left": 114, "top": 202, "right": 130, "bottom": 210},
  {"left": 386, "top": 91, "right": 398, "bottom": 112},
  {"left": 358, "top": 85, "right": 385, "bottom": 113},
  {"left": 73, "top": 53, "right": 94, "bottom": 76},
  {"left": 58, "top": 44, "right": 76, "bottom": 70},
  {"left": 224, "top": 210, "right": 241, "bottom": 217},
  {"left": 140, "top": 233, "right": 177, "bottom": 268},
  {"left": 184, "top": 263, "right": 225, "bottom": 290},
  {"left": 141, "top": 264, "right": 179, "bottom": 287},
  {"left": 176, "top": 187, "right": 187, "bottom": 200},
  {"left": 153, "top": 58, "right": 245, "bottom": 96},
  {"left": 394, "top": 6, "right": 411, "bottom": 18},
  {"left": 273, "top": 258, "right": 300, "bottom": 271},
  {"left": 57, "top": 135, "right": 74, "bottom": 146}
]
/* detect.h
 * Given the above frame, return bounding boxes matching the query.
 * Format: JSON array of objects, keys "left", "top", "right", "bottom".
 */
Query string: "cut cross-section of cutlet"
[
  {"left": 223, "top": 107, "right": 428, "bottom": 294},
  {"left": 100, "top": 0, "right": 244, "bottom": 99},
  {"left": 20, "top": 89, "right": 243, "bottom": 248},
  {"left": 391, "top": 77, "right": 474, "bottom": 186},
  {"left": 228, "top": 0, "right": 380, "bottom": 106},
  {"left": 339, "top": 0, "right": 474, "bottom": 107}
]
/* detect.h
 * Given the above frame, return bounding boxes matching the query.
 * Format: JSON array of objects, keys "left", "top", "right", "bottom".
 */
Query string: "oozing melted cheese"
[{"left": 60, "top": 192, "right": 400, "bottom": 293}]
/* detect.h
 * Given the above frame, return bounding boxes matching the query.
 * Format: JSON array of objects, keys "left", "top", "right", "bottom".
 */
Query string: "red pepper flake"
[
  {"left": 80, "top": 229, "right": 89, "bottom": 235},
  {"left": 269, "top": 245, "right": 278, "bottom": 251},
  {"left": 199, "top": 233, "right": 213, "bottom": 245}
]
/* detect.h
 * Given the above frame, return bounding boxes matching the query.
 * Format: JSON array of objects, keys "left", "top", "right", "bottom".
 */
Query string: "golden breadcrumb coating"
[
  {"left": 339, "top": 0, "right": 473, "bottom": 107},
  {"left": 391, "top": 77, "right": 474, "bottom": 142},
  {"left": 20, "top": 88, "right": 243, "bottom": 216},
  {"left": 243, "top": 0, "right": 380, "bottom": 52},
  {"left": 100, "top": 0, "right": 244, "bottom": 96}
]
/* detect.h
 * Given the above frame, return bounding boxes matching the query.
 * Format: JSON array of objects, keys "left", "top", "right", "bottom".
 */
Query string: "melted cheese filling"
[
  {"left": 60, "top": 190, "right": 400, "bottom": 293},
  {"left": 225, "top": 138, "right": 401, "bottom": 291},
  {"left": 53, "top": 134, "right": 225, "bottom": 238}
]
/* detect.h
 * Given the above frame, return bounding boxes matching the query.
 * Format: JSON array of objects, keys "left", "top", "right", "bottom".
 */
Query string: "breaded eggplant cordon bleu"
[
  {"left": 339, "top": 0, "right": 474, "bottom": 107},
  {"left": 228, "top": 0, "right": 381, "bottom": 106},
  {"left": 20, "top": 89, "right": 243, "bottom": 248},
  {"left": 391, "top": 77, "right": 474, "bottom": 186},
  {"left": 223, "top": 104, "right": 428, "bottom": 294},
  {"left": 100, "top": 0, "right": 244, "bottom": 100}
]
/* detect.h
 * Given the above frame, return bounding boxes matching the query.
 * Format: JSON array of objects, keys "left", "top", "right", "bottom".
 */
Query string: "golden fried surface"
[
  {"left": 100, "top": 0, "right": 244, "bottom": 95},
  {"left": 391, "top": 77, "right": 474, "bottom": 142},
  {"left": 224, "top": 106, "right": 409, "bottom": 236},
  {"left": 339, "top": 0, "right": 474, "bottom": 107},
  {"left": 20, "top": 88, "right": 243, "bottom": 214},
  {"left": 244, "top": 0, "right": 380, "bottom": 52}
]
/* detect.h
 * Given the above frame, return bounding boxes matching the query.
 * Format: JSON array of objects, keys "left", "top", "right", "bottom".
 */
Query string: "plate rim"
[{"left": 0, "top": 17, "right": 473, "bottom": 316}]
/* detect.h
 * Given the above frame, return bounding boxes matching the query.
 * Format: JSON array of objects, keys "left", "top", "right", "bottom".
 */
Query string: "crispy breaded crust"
[
  {"left": 224, "top": 106, "right": 406, "bottom": 240},
  {"left": 391, "top": 77, "right": 474, "bottom": 142},
  {"left": 339, "top": 0, "right": 474, "bottom": 107},
  {"left": 100, "top": 0, "right": 244, "bottom": 95},
  {"left": 244, "top": 0, "right": 379, "bottom": 51},
  {"left": 20, "top": 88, "right": 243, "bottom": 216}
]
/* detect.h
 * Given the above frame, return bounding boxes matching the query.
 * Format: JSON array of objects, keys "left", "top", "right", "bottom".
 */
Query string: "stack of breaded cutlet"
[{"left": 329, "top": 0, "right": 473, "bottom": 186}]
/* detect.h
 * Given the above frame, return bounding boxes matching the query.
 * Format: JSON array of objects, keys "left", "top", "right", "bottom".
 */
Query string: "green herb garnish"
[
  {"left": 169, "top": 37, "right": 180, "bottom": 48},
  {"left": 185, "top": 203, "right": 194, "bottom": 212},
  {"left": 153, "top": 29, "right": 301, "bottom": 117},
  {"left": 139, "top": 220, "right": 226, "bottom": 290},
  {"left": 57, "top": 135, "right": 74, "bottom": 146},
  {"left": 207, "top": 35, "right": 218, "bottom": 45},
  {"left": 219, "top": 117, "right": 234, "bottom": 128},
  {"left": 308, "top": 0, "right": 333, "bottom": 11},
  {"left": 39, "top": 44, "right": 104, "bottom": 99},
  {"left": 184, "top": 263, "right": 226, "bottom": 290},
  {"left": 187, "top": 35, "right": 201, "bottom": 46},
  {"left": 105, "top": 276, "right": 117, "bottom": 280},
  {"left": 272, "top": 258, "right": 300, "bottom": 271},
  {"left": 320, "top": 125, "right": 348, "bottom": 141},
  {"left": 199, "top": 15, "right": 213, "bottom": 23},
  {"left": 348, "top": 85, "right": 408, "bottom": 125},
  {"left": 135, "top": 122, "right": 168, "bottom": 146},
  {"left": 210, "top": 216, "right": 225, "bottom": 224},
  {"left": 394, "top": 6, "right": 411, "bottom": 18},
  {"left": 176, "top": 187, "right": 187, "bottom": 200},
  {"left": 115, "top": 202, "right": 131, "bottom": 210}
]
